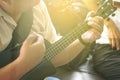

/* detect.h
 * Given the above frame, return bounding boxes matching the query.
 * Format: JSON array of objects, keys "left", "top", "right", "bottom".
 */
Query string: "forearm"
[
  {"left": 51, "top": 10, "right": 103, "bottom": 67},
  {"left": 0, "top": 59, "right": 20, "bottom": 80},
  {"left": 51, "top": 39, "right": 85, "bottom": 67},
  {"left": 0, "top": 57, "right": 38, "bottom": 80}
]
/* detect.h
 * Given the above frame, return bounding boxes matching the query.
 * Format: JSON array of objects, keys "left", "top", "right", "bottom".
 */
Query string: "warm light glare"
[{"left": 45, "top": 0, "right": 88, "bottom": 35}]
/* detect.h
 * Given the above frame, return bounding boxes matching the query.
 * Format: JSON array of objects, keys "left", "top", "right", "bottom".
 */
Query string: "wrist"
[
  {"left": 79, "top": 37, "right": 88, "bottom": 46},
  {"left": 15, "top": 57, "right": 33, "bottom": 79}
]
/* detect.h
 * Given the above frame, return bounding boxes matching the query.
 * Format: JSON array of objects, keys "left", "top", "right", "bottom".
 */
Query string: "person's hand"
[
  {"left": 108, "top": 27, "right": 120, "bottom": 50},
  {"left": 19, "top": 32, "right": 45, "bottom": 68},
  {"left": 106, "top": 19, "right": 120, "bottom": 50},
  {"left": 81, "top": 11, "right": 104, "bottom": 43}
]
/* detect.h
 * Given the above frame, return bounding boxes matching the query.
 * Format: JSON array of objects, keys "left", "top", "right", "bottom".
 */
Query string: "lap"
[
  {"left": 53, "top": 55, "right": 105, "bottom": 80},
  {"left": 92, "top": 44, "right": 120, "bottom": 80}
]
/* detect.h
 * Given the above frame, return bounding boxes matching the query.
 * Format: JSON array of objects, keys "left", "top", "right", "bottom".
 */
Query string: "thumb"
[
  {"left": 23, "top": 33, "right": 38, "bottom": 46},
  {"left": 86, "top": 11, "right": 96, "bottom": 18}
]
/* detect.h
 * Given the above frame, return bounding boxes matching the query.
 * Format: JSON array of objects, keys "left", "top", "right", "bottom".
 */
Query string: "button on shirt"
[{"left": 0, "top": 8, "right": 17, "bottom": 52}]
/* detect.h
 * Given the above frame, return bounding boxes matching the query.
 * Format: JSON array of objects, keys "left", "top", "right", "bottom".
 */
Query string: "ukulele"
[{"left": 20, "top": 0, "right": 117, "bottom": 80}]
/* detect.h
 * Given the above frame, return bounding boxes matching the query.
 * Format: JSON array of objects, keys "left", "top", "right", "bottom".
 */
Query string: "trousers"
[{"left": 92, "top": 44, "right": 120, "bottom": 80}]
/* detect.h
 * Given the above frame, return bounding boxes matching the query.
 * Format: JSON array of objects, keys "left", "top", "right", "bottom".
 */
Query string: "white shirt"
[
  {"left": 0, "top": 0, "right": 58, "bottom": 52},
  {"left": 0, "top": 8, "right": 17, "bottom": 51},
  {"left": 32, "top": 0, "right": 58, "bottom": 43}
]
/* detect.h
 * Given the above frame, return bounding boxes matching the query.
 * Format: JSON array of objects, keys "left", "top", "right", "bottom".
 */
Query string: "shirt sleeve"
[{"left": 32, "top": 0, "right": 58, "bottom": 43}]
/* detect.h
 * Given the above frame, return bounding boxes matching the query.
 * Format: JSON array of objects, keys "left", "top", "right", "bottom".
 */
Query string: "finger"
[
  {"left": 32, "top": 35, "right": 44, "bottom": 47},
  {"left": 87, "top": 21, "right": 103, "bottom": 33},
  {"left": 116, "top": 38, "right": 120, "bottom": 50},
  {"left": 87, "top": 16, "right": 103, "bottom": 26},
  {"left": 109, "top": 38, "right": 112, "bottom": 46},
  {"left": 24, "top": 33, "right": 38, "bottom": 45},
  {"left": 90, "top": 29, "right": 101, "bottom": 39},
  {"left": 86, "top": 11, "right": 96, "bottom": 18},
  {"left": 93, "top": 16, "right": 104, "bottom": 24},
  {"left": 82, "top": 29, "right": 101, "bottom": 43},
  {"left": 86, "top": 11, "right": 96, "bottom": 22},
  {"left": 111, "top": 33, "right": 120, "bottom": 50},
  {"left": 111, "top": 38, "right": 116, "bottom": 49}
]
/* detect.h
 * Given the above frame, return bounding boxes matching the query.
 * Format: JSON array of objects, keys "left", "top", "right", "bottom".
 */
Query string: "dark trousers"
[{"left": 92, "top": 44, "right": 120, "bottom": 80}]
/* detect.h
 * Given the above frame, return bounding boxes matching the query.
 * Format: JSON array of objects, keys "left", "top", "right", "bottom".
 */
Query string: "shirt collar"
[{"left": 0, "top": 8, "right": 17, "bottom": 27}]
